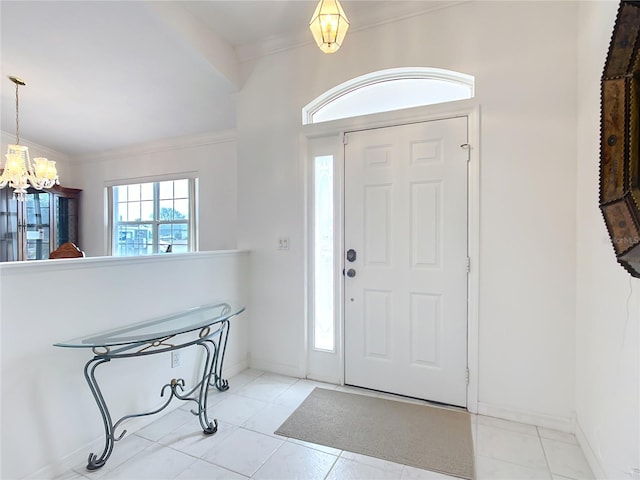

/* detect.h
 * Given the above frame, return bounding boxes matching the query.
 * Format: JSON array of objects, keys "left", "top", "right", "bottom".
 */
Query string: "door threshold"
[{"left": 342, "top": 383, "right": 468, "bottom": 412}]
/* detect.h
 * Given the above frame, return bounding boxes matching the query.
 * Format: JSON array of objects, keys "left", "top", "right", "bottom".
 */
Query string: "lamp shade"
[
  {"left": 309, "top": 0, "right": 349, "bottom": 54},
  {"left": 33, "top": 157, "right": 57, "bottom": 181},
  {"left": 4, "top": 145, "right": 28, "bottom": 175}
]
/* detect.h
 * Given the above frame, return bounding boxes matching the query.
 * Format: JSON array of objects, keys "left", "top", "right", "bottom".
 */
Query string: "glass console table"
[{"left": 54, "top": 302, "right": 245, "bottom": 470}]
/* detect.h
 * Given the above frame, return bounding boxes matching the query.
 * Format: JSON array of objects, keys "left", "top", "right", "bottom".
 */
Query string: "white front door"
[{"left": 344, "top": 117, "right": 469, "bottom": 406}]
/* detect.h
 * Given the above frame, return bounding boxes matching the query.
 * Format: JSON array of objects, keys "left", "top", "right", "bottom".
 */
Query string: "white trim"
[
  {"left": 106, "top": 185, "right": 114, "bottom": 255},
  {"left": 302, "top": 100, "right": 480, "bottom": 406},
  {"left": 306, "top": 373, "right": 342, "bottom": 385},
  {"left": 103, "top": 171, "right": 199, "bottom": 188},
  {"left": 302, "top": 67, "right": 474, "bottom": 125},
  {"left": 300, "top": 134, "right": 311, "bottom": 380},
  {"left": 75, "top": 129, "right": 237, "bottom": 164},
  {"left": 0, "top": 250, "right": 250, "bottom": 275},
  {"left": 248, "top": 356, "right": 305, "bottom": 379},
  {"left": 478, "top": 401, "right": 576, "bottom": 434},
  {"left": 466, "top": 106, "right": 480, "bottom": 414},
  {"left": 303, "top": 98, "right": 477, "bottom": 139},
  {"left": 305, "top": 135, "right": 344, "bottom": 381},
  {"left": 0, "top": 130, "right": 72, "bottom": 162},
  {"left": 336, "top": 132, "right": 346, "bottom": 386},
  {"left": 192, "top": 177, "right": 200, "bottom": 253},
  {"left": 574, "top": 420, "right": 607, "bottom": 479}
]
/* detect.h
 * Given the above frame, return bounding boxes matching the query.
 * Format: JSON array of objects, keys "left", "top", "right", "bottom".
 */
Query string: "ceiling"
[{"left": 0, "top": 1, "right": 455, "bottom": 157}]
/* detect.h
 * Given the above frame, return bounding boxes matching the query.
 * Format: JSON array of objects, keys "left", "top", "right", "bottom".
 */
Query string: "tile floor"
[{"left": 54, "top": 369, "right": 594, "bottom": 480}]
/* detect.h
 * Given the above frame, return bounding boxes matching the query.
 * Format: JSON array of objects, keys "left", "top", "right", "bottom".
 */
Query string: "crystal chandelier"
[
  {"left": 309, "top": 0, "right": 350, "bottom": 54},
  {"left": 0, "top": 76, "right": 59, "bottom": 201}
]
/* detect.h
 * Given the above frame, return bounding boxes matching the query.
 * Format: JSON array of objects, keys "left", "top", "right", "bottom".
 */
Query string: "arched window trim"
[{"left": 302, "top": 67, "right": 475, "bottom": 125}]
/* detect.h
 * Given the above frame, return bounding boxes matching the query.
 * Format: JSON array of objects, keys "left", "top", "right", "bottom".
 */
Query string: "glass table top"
[{"left": 54, "top": 302, "right": 244, "bottom": 348}]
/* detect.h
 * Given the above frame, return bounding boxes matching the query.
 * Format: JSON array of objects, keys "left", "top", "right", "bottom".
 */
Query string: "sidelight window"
[{"left": 313, "top": 155, "right": 335, "bottom": 351}]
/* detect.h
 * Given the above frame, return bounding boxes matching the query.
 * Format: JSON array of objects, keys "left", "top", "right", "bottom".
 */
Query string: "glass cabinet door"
[
  {"left": 25, "top": 191, "right": 51, "bottom": 260},
  {"left": 0, "top": 188, "right": 19, "bottom": 261},
  {"left": 54, "top": 193, "right": 79, "bottom": 247}
]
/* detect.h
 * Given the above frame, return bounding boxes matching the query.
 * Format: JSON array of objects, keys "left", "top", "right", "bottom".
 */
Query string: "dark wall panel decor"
[{"left": 600, "top": 0, "right": 640, "bottom": 276}]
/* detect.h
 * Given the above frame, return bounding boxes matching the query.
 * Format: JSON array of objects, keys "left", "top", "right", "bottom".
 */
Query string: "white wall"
[
  {"left": 576, "top": 2, "right": 640, "bottom": 478},
  {"left": 237, "top": 1, "right": 579, "bottom": 426},
  {"left": 0, "top": 251, "right": 250, "bottom": 479},
  {"left": 68, "top": 131, "right": 237, "bottom": 257}
]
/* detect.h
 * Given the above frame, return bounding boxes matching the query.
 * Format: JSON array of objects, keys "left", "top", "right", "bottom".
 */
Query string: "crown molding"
[
  {"left": 236, "top": 30, "right": 313, "bottom": 63},
  {"left": 0, "top": 130, "right": 72, "bottom": 162},
  {"left": 236, "top": 1, "right": 468, "bottom": 63},
  {"left": 75, "top": 129, "right": 237, "bottom": 164}
]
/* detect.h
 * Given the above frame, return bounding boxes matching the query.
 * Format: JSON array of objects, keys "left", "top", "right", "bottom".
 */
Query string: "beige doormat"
[{"left": 275, "top": 387, "right": 475, "bottom": 479}]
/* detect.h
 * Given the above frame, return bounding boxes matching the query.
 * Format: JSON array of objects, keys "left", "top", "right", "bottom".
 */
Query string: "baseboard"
[
  {"left": 224, "top": 357, "right": 250, "bottom": 379},
  {"left": 24, "top": 436, "right": 104, "bottom": 479},
  {"left": 575, "top": 420, "right": 607, "bottom": 479},
  {"left": 305, "top": 373, "right": 342, "bottom": 385},
  {"left": 24, "top": 410, "right": 178, "bottom": 480},
  {"left": 477, "top": 401, "right": 575, "bottom": 433},
  {"left": 248, "top": 356, "right": 305, "bottom": 379},
  {"left": 24, "top": 356, "right": 250, "bottom": 480}
]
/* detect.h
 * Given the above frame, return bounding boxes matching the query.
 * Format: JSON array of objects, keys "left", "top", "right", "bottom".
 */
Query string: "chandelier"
[
  {"left": 0, "top": 76, "right": 59, "bottom": 201},
  {"left": 309, "top": 0, "right": 350, "bottom": 54}
]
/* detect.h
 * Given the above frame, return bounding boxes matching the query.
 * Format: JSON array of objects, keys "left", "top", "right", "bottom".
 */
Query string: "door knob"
[{"left": 346, "top": 268, "right": 356, "bottom": 278}]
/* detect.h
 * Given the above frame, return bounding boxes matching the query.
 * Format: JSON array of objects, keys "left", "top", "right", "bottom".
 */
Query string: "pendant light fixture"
[
  {"left": 0, "top": 76, "right": 59, "bottom": 201},
  {"left": 309, "top": 0, "right": 350, "bottom": 54}
]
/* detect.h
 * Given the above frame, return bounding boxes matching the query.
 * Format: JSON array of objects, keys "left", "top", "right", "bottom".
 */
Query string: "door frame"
[{"left": 302, "top": 100, "right": 480, "bottom": 412}]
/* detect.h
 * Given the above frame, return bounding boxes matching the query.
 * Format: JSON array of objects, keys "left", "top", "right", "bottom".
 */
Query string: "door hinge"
[
  {"left": 465, "top": 367, "right": 470, "bottom": 385},
  {"left": 343, "top": 133, "right": 349, "bottom": 145},
  {"left": 460, "top": 143, "right": 471, "bottom": 162},
  {"left": 466, "top": 256, "right": 471, "bottom": 273}
]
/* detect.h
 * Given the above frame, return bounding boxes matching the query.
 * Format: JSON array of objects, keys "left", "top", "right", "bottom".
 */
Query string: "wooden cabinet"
[{"left": 0, "top": 185, "right": 81, "bottom": 261}]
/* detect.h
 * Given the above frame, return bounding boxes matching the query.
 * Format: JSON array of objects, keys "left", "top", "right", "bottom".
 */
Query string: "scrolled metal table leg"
[
  {"left": 83, "top": 356, "right": 116, "bottom": 470},
  {"left": 210, "top": 319, "right": 230, "bottom": 391},
  {"left": 195, "top": 341, "right": 218, "bottom": 435}
]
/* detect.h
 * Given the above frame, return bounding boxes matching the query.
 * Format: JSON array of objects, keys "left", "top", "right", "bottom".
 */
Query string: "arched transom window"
[{"left": 302, "top": 67, "right": 475, "bottom": 125}]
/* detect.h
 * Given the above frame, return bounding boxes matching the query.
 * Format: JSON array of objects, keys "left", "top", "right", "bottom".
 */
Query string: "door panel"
[
  {"left": 344, "top": 117, "right": 468, "bottom": 406},
  {"left": 363, "top": 289, "right": 391, "bottom": 358},
  {"left": 411, "top": 181, "right": 441, "bottom": 268}
]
